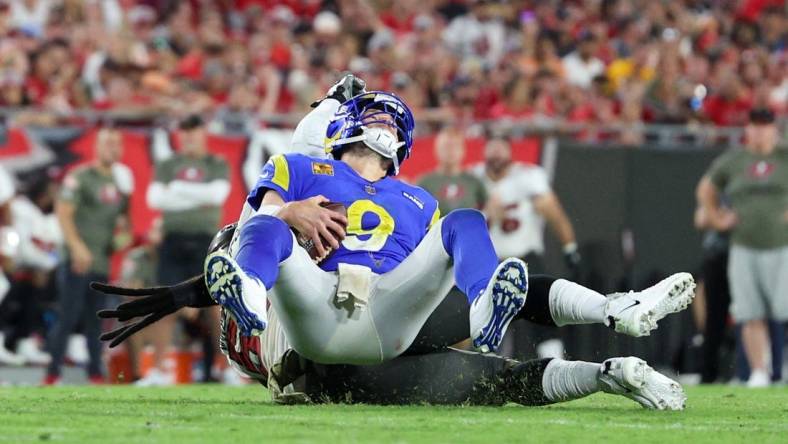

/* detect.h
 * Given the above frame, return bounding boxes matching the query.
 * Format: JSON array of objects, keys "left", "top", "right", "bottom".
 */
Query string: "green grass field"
[{"left": 1, "top": 385, "right": 786, "bottom": 443}]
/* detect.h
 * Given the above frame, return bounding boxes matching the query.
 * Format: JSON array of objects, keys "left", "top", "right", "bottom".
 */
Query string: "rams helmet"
[{"left": 324, "top": 91, "right": 415, "bottom": 176}]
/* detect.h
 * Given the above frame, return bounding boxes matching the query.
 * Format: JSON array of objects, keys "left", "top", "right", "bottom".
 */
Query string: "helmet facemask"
[{"left": 325, "top": 92, "right": 415, "bottom": 175}]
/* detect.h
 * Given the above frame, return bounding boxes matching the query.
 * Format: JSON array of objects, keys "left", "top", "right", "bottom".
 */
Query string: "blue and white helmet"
[{"left": 324, "top": 91, "right": 415, "bottom": 176}]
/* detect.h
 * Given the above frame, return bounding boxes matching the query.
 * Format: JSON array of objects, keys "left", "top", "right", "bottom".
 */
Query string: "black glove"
[
  {"left": 94, "top": 274, "right": 215, "bottom": 348},
  {"left": 563, "top": 243, "right": 582, "bottom": 277},
  {"left": 310, "top": 73, "right": 367, "bottom": 108},
  {"left": 96, "top": 222, "right": 237, "bottom": 347}
]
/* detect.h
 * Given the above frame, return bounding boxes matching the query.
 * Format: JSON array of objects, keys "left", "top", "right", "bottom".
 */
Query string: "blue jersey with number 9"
[{"left": 247, "top": 153, "right": 441, "bottom": 274}]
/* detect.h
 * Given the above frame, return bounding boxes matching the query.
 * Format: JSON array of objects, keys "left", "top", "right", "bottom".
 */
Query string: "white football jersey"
[
  {"left": 11, "top": 196, "right": 62, "bottom": 271},
  {"left": 0, "top": 166, "right": 14, "bottom": 206},
  {"left": 471, "top": 163, "right": 551, "bottom": 258},
  {"left": 261, "top": 308, "right": 291, "bottom": 377}
]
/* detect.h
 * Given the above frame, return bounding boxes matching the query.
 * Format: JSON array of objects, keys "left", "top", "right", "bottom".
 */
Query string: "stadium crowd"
[
  {"left": 0, "top": 0, "right": 785, "bottom": 136},
  {"left": 0, "top": 0, "right": 785, "bottom": 387}
]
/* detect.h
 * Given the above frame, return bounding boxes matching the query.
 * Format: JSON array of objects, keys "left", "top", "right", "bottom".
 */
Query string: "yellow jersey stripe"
[
  {"left": 429, "top": 207, "right": 441, "bottom": 230},
  {"left": 271, "top": 154, "right": 290, "bottom": 191}
]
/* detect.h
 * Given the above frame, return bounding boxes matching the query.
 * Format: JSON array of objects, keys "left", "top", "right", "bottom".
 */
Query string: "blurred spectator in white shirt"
[
  {"left": 562, "top": 33, "right": 605, "bottom": 89},
  {"left": 9, "top": 0, "right": 57, "bottom": 38}
]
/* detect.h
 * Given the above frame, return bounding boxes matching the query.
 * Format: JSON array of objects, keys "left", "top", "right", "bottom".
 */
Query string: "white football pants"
[{"left": 232, "top": 204, "right": 459, "bottom": 365}]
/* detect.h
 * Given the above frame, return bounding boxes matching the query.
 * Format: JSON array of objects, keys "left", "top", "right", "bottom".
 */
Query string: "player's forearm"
[
  {"left": 259, "top": 190, "right": 287, "bottom": 219},
  {"left": 537, "top": 194, "right": 576, "bottom": 246},
  {"left": 291, "top": 99, "right": 342, "bottom": 155},
  {"left": 258, "top": 191, "right": 319, "bottom": 228}
]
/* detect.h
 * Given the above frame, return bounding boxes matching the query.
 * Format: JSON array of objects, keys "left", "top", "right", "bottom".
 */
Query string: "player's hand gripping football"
[
  {"left": 93, "top": 274, "right": 216, "bottom": 347},
  {"left": 279, "top": 195, "right": 348, "bottom": 259}
]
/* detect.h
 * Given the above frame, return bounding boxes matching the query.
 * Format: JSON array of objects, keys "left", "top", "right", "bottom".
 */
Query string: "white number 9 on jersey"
[{"left": 342, "top": 200, "right": 395, "bottom": 252}]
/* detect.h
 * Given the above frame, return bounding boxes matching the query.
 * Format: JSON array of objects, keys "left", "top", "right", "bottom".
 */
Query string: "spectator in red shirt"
[
  {"left": 380, "top": 0, "right": 418, "bottom": 34},
  {"left": 703, "top": 75, "right": 753, "bottom": 127},
  {"left": 490, "top": 76, "right": 535, "bottom": 120}
]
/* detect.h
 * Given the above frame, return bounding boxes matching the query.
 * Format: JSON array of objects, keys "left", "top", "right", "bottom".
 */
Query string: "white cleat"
[
  {"left": 470, "top": 258, "right": 528, "bottom": 353},
  {"left": 746, "top": 370, "right": 771, "bottom": 388},
  {"left": 134, "top": 368, "right": 175, "bottom": 387},
  {"left": 0, "top": 334, "right": 24, "bottom": 366},
  {"left": 604, "top": 272, "right": 696, "bottom": 337},
  {"left": 16, "top": 337, "right": 51, "bottom": 366},
  {"left": 66, "top": 334, "right": 89, "bottom": 365},
  {"left": 599, "top": 357, "right": 686, "bottom": 410}
]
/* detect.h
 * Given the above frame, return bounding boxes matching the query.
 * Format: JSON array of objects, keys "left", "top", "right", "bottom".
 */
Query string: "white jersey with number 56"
[{"left": 472, "top": 163, "right": 551, "bottom": 259}]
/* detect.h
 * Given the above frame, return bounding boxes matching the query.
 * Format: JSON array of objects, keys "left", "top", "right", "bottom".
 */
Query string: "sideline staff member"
[
  {"left": 697, "top": 108, "right": 788, "bottom": 387},
  {"left": 146, "top": 115, "right": 230, "bottom": 382},
  {"left": 47, "top": 128, "right": 133, "bottom": 384},
  {"left": 146, "top": 115, "right": 230, "bottom": 285}
]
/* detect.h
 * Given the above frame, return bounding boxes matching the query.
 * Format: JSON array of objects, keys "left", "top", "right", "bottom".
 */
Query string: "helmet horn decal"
[{"left": 324, "top": 91, "right": 415, "bottom": 176}]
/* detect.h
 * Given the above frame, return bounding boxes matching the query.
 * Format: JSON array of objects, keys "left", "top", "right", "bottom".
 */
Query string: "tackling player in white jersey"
[
  {"left": 472, "top": 134, "right": 580, "bottom": 360},
  {"left": 473, "top": 135, "right": 579, "bottom": 271}
]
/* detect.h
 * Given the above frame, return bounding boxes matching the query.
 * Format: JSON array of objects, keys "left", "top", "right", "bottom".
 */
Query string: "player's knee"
[
  {"left": 239, "top": 214, "right": 293, "bottom": 252},
  {"left": 441, "top": 209, "right": 488, "bottom": 253},
  {"left": 444, "top": 208, "right": 486, "bottom": 231},
  {"left": 243, "top": 214, "right": 289, "bottom": 234}
]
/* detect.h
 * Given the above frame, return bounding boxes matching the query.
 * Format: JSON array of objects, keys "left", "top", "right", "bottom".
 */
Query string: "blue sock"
[
  {"left": 440, "top": 209, "right": 499, "bottom": 304},
  {"left": 234, "top": 215, "right": 293, "bottom": 289}
]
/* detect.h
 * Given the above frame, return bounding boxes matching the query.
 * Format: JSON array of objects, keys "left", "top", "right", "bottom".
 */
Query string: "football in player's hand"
[{"left": 294, "top": 202, "right": 347, "bottom": 263}]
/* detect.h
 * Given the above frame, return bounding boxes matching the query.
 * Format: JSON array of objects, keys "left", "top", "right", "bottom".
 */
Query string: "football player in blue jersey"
[
  {"left": 95, "top": 75, "right": 695, "bottom": 409},
  {"left": 200, "top": 75, "right": 697, "bottom": 366}
]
